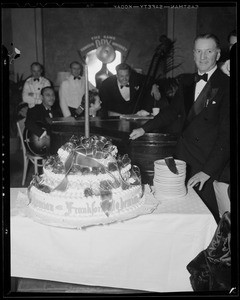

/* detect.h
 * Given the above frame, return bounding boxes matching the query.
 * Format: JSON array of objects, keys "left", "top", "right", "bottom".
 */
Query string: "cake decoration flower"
[{"left": 29, "top": 135, "right": 142, "bottom": 217}]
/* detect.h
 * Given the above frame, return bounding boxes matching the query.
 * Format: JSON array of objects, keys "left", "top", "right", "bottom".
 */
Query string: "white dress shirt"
[
  {"left": 22, "top": 76, "right": 51, "bottom": 108},
  {"left": 117, "top": 81, "right": 130, "bottom": 101},
  {"left": 59, "top": 75, "right": 95, "bottom": 117},
  {"left": 194, "top": 65, "right": 217, "bottom": 101}
]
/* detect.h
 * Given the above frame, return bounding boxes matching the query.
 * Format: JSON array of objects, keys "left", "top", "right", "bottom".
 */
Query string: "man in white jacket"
[
  {"left": 22, "top": 62, "right": 51, "bottom": 108},
  {"left": 59, "top": 61, "right": 96, "bottom": 118}
]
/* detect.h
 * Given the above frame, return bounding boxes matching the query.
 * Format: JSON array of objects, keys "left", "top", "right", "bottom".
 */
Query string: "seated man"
[
  {"left": 59, "top": 61, "right": 96, "bottom": 118},
  {"left": 25, "top": 86, "right": 62, "bottom": 155},
  {"left": 99, "top": 63, "right": 161, "bottom": 117},
  {"left": 75, "top": 90, "right": 102, "bottom": 118},
  {"left": 22, "top": 62, "right": 51, "bottom": 108}
]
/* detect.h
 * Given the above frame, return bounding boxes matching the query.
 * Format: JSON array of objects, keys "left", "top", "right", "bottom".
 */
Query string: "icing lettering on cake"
[{"left": 27, "top": 135, "right": 144, "bottom": 223}]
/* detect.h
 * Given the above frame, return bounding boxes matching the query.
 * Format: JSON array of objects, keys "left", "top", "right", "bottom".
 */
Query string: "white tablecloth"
[{"left": 10, "top": 187, "right": 217, "bottom": 293}]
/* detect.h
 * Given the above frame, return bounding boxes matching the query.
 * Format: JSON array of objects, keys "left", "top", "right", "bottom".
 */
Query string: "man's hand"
[
  {"left": 187, "top": 171, "right": 210, "bottom": 191},
  {"left": 136, "top": 110, "right": 150, "bottom": 117},
  {"left": 129, "top": 128, "right": 145, "bottom": 140},
  {"left": 151, "top": 84, "right": 161, "bottom": 101},
  {"left": 75, "top": 106, "right": 84, "bottom": 116}
]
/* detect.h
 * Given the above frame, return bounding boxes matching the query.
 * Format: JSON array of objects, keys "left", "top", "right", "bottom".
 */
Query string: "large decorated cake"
[{"left": 27, "top": 135, "right": 157, "bottom": 228}]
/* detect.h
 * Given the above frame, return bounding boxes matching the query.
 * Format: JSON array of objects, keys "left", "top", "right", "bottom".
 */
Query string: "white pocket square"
[{"left": 212, "top": 101, "right": 217, "bottom": 104}]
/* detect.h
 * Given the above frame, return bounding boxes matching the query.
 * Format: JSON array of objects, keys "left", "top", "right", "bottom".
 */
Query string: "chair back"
[{"left": 17, "top": 118, "right": 27, "bottom": 157}]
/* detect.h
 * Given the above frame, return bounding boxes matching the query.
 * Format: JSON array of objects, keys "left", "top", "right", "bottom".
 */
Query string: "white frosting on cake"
[
  {"left": 57, "top": 148, "right": 70, "bottom": 165},
  {"left": 28, "top": 184, "right": 143, "bottom": 219},
  {"left": 28, "top": 136, "right": 143, "bottom": 225},
  {"left": 57, "top": 144, "right": 118, "bottom": 166},
  {"left": 42, "top": 164, "right": 131, "bottom": 189}
]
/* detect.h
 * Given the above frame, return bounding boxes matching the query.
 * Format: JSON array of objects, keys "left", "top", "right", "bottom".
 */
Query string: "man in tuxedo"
[
  {"left": 130, "top": 33, "right": 230, "bottom": 223},
  {"left": 25, "top": 86, "right": 61, "bottom": 144},
  {"left": 99, "top": 63, "right": 161, "bottom": 117},
  {"left": 59, "top": 61, "right": 96, "bottom": 118},
  {"left": 22, "top": 62, "right": 51, "bottom": 108}
]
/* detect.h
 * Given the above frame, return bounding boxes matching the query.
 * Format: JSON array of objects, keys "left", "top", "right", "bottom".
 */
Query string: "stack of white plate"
[{"left": 153, "top": 159, "right": 187, "bottom": 199}]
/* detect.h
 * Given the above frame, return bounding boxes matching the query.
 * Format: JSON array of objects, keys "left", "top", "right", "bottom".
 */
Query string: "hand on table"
[
  {"left": 129, "top": 128, "right": 145, "bottom": 140},
  {"left": 136, "top": 110, "right": 150, "bottom": 116},
  {"left": 187, "top": 171, "right": 210, "bottom": 191}
]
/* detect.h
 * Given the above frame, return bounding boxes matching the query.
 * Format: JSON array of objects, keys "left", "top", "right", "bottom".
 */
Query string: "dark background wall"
[
  {"left": 1, "top": 5, "right": 237, "bottom": 83},
  {"left": 1, "top": 8, "right": 14, "bottom": 78},
  {"left": 197, "top": 6, "right": 237, "bottom": 62},
  {"left": 42, "top": 8, "right": 167, "bottom": 84}
]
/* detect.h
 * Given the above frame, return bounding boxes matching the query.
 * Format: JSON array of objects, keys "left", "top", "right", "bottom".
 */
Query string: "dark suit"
[
  {"left": 25, "top": 103, "right": 61, "bottom": 137},
  {"left": 143, "top": 68, "right": 230, "bottom": 222},
  {"left": 99, "top": 71, "right": 156, "bottom": 116}
]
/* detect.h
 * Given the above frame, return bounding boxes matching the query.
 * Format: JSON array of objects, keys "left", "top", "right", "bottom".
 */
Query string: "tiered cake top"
[
  {"left": 45, "top": 135, "right": 132, "bottom": 176},
  {"left": 29, "top": 135, "right": 142, "bottom": 197}
]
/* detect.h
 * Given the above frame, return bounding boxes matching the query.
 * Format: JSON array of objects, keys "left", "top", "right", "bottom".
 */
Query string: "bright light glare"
[
  {"left": 86, "top": 49, "right": 121, "bottom": 87},
  {"left": 15, "top": 48, "right": 21, "bottom": 54}
]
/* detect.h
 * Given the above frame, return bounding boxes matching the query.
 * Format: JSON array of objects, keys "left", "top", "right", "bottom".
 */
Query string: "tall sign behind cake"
[
  {"left": 78, "top": 35, "right": 130, "bottom": 87},
  {"left": 78, "top": 35, "right": 130, "bottom": 137},
  {"left": 78, "top": 35, "right": 130, "bottom": 61}
]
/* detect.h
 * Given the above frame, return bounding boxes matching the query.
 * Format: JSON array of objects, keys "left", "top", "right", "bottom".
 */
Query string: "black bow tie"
[
  {"left": 74, "top": 76, "right": 81, "bottom": 80},
  {"left": 33, "top": 78, "right": 40, "bottom": 82},
  {"left": 120, "top": 84, "right": 129, "bottom": 89},
  {"left": 195, "top": 73, "right": 208, "bottom": 82}
]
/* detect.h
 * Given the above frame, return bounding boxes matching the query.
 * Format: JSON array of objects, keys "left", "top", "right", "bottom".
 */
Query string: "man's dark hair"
[
  {"left": 41, "top": 86, "right": 54, "bottom": 96},
  {"left": 194, "top": 33, "right": 220, "bottom": 49},
  {"left": 82, "top": 90, "right": 99, "bottom": 107},
  {"left": 115, "top": 63, "right": 131, "bottom": 73},
  {"left": 31, "top": 62, "right": 43, "bottom": 70},
  {"left": 69, "top": 61, "right": 83, "bottom": 75}
]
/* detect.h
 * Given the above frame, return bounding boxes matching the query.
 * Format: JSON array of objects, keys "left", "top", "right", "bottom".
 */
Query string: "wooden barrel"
[{"left": 129, "top": 133, "right": 178, "bottom": 185}]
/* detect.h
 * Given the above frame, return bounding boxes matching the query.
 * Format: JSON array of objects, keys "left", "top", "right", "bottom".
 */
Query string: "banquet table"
[{"left": 10, "top": 187, "right": 217, "bottom": 293}]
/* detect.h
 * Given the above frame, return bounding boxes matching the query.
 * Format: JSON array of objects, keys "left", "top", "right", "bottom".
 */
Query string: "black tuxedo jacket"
[
  {"left": 25, "top": 103, "right": 61, "bottom": 137},
  {"left": 143, "top": 68, "right": 230, "bottom": 180},
  {"left": 99, "top": 71, "right": 155, "bottom": 116}
]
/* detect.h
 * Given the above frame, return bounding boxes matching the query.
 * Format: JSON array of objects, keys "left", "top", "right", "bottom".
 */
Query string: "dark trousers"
[
  {"left": 193, "top": 178, "right": 220, "bottom": 224},
  {"left": 176, "top": 139, "right": 220, "bottom": 224}
]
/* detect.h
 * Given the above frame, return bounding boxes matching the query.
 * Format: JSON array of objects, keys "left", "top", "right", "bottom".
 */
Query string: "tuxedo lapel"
[
  {"left": 40, "top": 104, "right": 53, "bottom": 122},
  {"left": 129, "top": 75, "right": 141, "bottom": 102},
  {"left": 184, "top": 81, "right": 195, "bottom": 115},
  {"left": 187, "top": 78, "right": 212, "bottom": 123},
  {"left": 114, "top": 77, "right": 123, "bottom": 98},
  {"left": 129, "top": 78, "right": 135, "bottom": 102}
]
